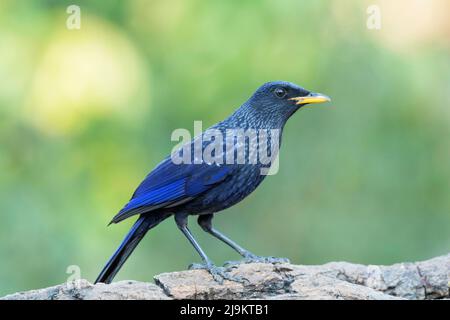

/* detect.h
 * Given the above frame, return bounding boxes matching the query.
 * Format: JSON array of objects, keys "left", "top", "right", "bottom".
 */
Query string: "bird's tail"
[{"left": 95, "top": 212, "right": 170, "bottom": 284}]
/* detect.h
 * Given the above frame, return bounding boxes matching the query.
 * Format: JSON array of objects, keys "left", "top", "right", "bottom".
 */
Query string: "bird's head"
[{"left": 246, "top": 81, "right": 331, "bottom": 125}]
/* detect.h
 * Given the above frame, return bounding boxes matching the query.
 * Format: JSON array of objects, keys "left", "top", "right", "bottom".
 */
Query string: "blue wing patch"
[{"left": 110, "top": 158, "right": 232, "bottom": 224}]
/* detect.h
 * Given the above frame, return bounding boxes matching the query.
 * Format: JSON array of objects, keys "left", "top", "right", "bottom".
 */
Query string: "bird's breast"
[{"left": 184, "top": 164, "right": 267, "bottom": 215}]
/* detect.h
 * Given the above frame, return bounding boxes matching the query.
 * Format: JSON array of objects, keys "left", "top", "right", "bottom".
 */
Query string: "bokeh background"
[{"left": 0, "top": 0, "right": 449, "bottom": 296}]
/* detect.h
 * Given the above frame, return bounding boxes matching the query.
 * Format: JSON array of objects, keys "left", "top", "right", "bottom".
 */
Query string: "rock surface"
[{"left": 2, "top": 254, "right": 449, "bottom": 300}]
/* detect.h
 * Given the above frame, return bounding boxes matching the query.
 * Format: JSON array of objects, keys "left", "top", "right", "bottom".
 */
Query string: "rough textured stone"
[
  {"left": 287, "top": 275, "right": 399, "bottom": 300},
  {"left": 283, "top": 254, "right": 450, "bottom": 299},
  {"left": 2, "top": 280, "right": 169, "bottom": 300},
  {"left": 2, "top": 254, "right": 448, "bottom": 300}
]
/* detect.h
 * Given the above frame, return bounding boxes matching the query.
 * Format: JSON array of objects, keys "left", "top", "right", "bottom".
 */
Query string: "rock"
[
  {"left": 2, "top": 254, "right": 448, "bottom": 300},
  {"left": 2, "top": 280, "right": 169, "bottom": 300},
  {"left": 277, "top": 275, "right": 398, "bottom": 300},
  {"left": 285, "top": 254, "right": 450, "bottom": 299}
]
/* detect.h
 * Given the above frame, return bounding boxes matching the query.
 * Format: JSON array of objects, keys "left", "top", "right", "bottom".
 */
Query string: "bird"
[{"left": 95, "top": 81, "right": 330, "bottom": 284}]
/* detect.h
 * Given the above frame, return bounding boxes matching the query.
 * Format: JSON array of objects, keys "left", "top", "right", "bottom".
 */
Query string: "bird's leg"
[
  {"left": 198, "top": 214, "right": 255, "bottom": 257},
  {"left": 198, "top": 214, "right": 290, "bottom": 266},
  {"left": 174, "top": 213, "right": 246, "bottom": 284}
]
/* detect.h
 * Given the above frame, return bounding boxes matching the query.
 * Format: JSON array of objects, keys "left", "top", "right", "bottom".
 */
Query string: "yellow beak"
[{"left": 290, "top": 92, "right": 331, "bottom": 105}]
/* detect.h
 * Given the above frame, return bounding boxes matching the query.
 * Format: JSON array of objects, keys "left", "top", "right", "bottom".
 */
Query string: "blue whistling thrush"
[{"left": 95, "top": 81, "right": 330, "bottom": 284}]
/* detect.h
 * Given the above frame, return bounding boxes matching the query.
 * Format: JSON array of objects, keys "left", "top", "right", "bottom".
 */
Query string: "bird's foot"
[
  {"left": 224, "top": 253, "right": 290, "bottom": 267},
  {"left": 188, "top": 262, "right": 248, "bottom": 285}
]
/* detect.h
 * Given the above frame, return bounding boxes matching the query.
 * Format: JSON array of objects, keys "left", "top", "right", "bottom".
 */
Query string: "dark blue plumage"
[{"left": 95, "top": 81, "right": 330, "bottom": 284}]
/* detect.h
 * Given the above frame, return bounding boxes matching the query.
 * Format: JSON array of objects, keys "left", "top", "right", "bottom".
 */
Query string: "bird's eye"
[{"left": 274, "top": 88, "right": 287, "bottom": 99}]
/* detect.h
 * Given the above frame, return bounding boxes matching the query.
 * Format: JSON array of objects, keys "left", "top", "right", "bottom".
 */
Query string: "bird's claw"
[
  {"left": 224, "top": 254, "right": 290, "bottom": 267},
  {"left": 188, "top": 262, "right": 249, "bottom": 284}
]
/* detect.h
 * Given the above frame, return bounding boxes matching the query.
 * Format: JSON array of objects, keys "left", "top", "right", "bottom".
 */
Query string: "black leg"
[
  {"left": 198, "top": 214, "right": 290, "bottom": 265},
  {"left": 174, "top": 213, "right": 248, "bottom": 284}
]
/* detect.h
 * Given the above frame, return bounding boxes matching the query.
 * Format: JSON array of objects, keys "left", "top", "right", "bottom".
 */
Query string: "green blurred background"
[{"left": 0, "top": 0, "right": 449, "bottom": 296}]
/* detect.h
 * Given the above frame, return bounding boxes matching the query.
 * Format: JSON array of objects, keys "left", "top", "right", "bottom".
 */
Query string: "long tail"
[{"left": 95, "top": 212, "right": 169, "bottom": 284}]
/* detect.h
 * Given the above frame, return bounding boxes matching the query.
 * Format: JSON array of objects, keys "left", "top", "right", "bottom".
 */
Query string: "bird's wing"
[{"left": 110, "top": 157, "right": 232, "bottom": 224}]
